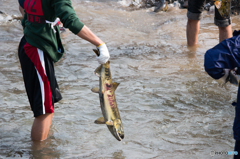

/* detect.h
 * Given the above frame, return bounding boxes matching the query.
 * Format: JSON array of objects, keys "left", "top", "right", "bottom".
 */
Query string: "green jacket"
[{"left": 22, "top": 0, "right": 84, "bottom": 62}]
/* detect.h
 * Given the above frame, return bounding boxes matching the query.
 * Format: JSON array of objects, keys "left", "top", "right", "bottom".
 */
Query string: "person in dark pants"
[
  {"left": 204, "top": 30, "right": 240, "bottom": 159},
  {"left": 187, "top": 0, "right": 232, "bottom": 46}
]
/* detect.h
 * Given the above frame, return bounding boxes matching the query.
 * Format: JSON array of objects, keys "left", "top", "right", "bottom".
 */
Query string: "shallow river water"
[{"left": 1, "top": 0, "right": 240, "bottom": 159}]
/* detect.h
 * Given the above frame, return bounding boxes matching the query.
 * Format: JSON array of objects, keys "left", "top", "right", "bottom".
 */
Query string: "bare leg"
[
  {"left": 187, "top": 19, "right": 200, "bottom": 46},
  {"left": 218, "top": 25, "right": 232, "bottom": 42},
  {"left": 31, "top": 113, "right": 53, "bottom": 141}
]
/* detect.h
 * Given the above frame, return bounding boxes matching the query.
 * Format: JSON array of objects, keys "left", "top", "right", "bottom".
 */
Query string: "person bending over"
[{"left": 205, "top": 30, "right": 240, "bottom": 159}]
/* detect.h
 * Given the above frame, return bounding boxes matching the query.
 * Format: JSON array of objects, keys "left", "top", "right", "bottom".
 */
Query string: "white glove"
[{"left": 96, "top": 43, "right": 110, "bottom": 64}]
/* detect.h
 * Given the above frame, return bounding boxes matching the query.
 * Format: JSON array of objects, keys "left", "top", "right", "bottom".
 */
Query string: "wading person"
[
  {"left": 18, "top": 0, "right": 110, "bottom": 141},
  {"left": 186, "top": 0, "right": 232, "bottom": 46},
  {"left": 204, "top": 30, "right": 240, "bottom": 159}
]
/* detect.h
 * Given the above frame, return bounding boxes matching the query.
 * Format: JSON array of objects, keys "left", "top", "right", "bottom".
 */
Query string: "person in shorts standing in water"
[
  {"left": 18, "top": 0, "right": 110, "bottom": 141},
  {"left": 186, "top": 0, "right": 232, "bottom": 46}
]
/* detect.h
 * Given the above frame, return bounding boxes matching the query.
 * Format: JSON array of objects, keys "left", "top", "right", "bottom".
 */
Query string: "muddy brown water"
[{"left": 0, "top": 0, "right": 240, "bottom": 158}]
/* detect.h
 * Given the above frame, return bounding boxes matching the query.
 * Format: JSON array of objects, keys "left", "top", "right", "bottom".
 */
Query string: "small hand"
[{"left": 222, "top": 68, "right": 239, "bottom": 86}]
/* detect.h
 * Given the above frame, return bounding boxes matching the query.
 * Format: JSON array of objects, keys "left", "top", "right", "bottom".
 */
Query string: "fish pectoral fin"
[
  {"left": 106, "top": 120, "right": 113, "bottom": 126},
  {"left": 94, "top": 65, "right": 102, "bottom": 77},
  {"left": 112, "top": 82, "right": 120, "bottom": 91},
  {"left": 91, "top": 87, "right": 99, "bottom": 93},
  {"left": 94, "top": 117, "right": 105, "bottom": 124}
]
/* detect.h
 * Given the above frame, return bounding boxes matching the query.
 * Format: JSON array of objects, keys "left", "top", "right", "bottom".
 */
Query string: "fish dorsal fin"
[
  {"left": 94, "top": 117, "right": 105, "bottom": 124},
  {"left": 112, "top": 82, "right": 120, "bottom": 91},
  {"left": 93, "top": 49, "right": 100, "bottom": 56},
  {"left": 94, "top": 65, "right": 102, "bottom": 77},
  {"left": 91, "top": 87, "right": 99, "bottom": 93}
]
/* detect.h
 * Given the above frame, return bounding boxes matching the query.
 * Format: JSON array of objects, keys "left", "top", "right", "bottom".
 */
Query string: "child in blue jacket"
[{"left": 205, "top": 30, "right": 240, "bottom": 159}]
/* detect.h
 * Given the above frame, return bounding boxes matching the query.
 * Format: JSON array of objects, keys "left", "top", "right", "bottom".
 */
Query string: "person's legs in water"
[
  {"left": 18, "top": 37, "right": 62, "bottom": 141},
  {"left": 218, "top": 25, "right": 232, "bottom": 42},
  {"left": 214, "top": 3, "right": 232, "bottom": 42},
  {"left": 187, "top": 0, "right": 232, "bottom": 46},
  {"left": 186, "top": 0, "right": 205, "bottom": 46},
  {"left": 187, "top": 19, "right": 200, "bottom": 46},
  {"left": 31, "top": 113, "right": 53, "bottom": 141}
]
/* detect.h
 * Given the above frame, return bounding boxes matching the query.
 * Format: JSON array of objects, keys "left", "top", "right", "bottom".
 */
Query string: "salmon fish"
[{"left": 91, "top": 49, "right": 124, "bottom": 141}]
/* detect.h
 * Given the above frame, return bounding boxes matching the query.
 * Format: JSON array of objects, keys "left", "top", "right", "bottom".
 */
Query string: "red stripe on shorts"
[{"left": 23, "top": 42, "right": 54, "bottom": 114}]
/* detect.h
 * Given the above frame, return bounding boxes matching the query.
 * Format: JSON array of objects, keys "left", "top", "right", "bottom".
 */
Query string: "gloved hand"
[
  {"left": 96, "top": 43, "right": 110, "bottom": 64},
  {"left": 222, "top": 68, "right": 239, "bottom": 86}
]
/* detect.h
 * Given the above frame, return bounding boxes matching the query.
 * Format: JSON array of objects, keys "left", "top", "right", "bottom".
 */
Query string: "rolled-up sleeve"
[{"left": 52, "top": 0, "right": 84, "bottom": 34}]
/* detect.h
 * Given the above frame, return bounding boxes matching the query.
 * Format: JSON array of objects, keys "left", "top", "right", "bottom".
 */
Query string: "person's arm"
[
  {"left": 53, "top": 0, "right": 110, "bottom": 64},
  {"left": 77, "top": 25, "right": 103, "bottom": 46},
  {"left": 19, "top": 5, "right": 24, "bottom": 17},
  {"left": 204, "top": 30, "right": 240, "bottom": 80},
  {"left": 77, "top": 26, "right": 110, "bottom": 64}
]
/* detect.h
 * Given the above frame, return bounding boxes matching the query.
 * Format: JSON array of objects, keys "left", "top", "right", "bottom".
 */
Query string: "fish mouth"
[
  {"left": 119, "top": 133, "right": 124, "bottom": 140},
  {"left": 114, "top": 130, "right": 124, "bottom": 141}
]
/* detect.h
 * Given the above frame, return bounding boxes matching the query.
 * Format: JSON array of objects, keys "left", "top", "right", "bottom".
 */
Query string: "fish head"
[{"left": 112, "top": 118, "right": 124, "bottom": 141}]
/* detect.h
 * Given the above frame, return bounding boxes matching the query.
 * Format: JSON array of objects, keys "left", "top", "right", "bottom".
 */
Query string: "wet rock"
[
  {"left": 154, "top": 0, "right": 167, "bottom": 12},
  {"left": 175, "top": 0, "right": 188, "bottom": 8},
  {"left": 0, "top": 11, "right": 23, "bottom": 22},
  {"left": 231, "top": 0, "right": 240, "bottom": 15}
]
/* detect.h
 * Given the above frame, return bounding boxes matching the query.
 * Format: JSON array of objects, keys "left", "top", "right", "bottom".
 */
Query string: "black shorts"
[
  {"left": 187, "top": 0, "right": 231, "bottom": 27},
  {"left": 18, "top": 37, "right": 62, "bottom": 117}
]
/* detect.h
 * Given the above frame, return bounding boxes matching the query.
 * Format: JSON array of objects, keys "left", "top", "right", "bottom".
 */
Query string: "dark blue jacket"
[{"left": 204, "top": 30, "right": 240, "bottom": 141}]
